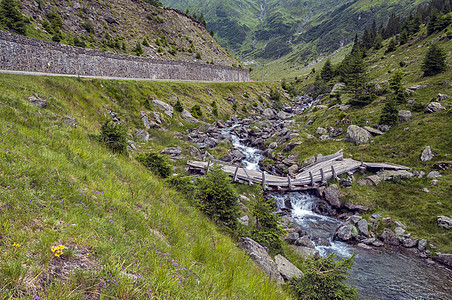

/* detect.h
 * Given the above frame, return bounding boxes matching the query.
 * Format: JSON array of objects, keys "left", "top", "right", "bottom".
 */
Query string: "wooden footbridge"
[{"left": 187, "top": 150, "right": 410, "bottom": 192}]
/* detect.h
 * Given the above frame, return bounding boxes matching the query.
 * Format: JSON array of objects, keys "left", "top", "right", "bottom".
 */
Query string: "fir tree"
[
  {"left": 373, "top": 35, "right": 383, "bottom": 50},
  {"left": 385, "top": 38, "right": 397, "bottom": 53},
  {"left": 362, "top": 28, "right": 373, "bottom": 49},
  {"left": 0, "top": 0, "right": 26, "bottom": 35},
  {"left": 320, "top": 58, "right": 334, "bottom": 82},
  {"left": 422, "top": 43, "right": 447, "bottom": 76},
  {"left": 380, "top": 99, "right": 398, "bottom": 125}
]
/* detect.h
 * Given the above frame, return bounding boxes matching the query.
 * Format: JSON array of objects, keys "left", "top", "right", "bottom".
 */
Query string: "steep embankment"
[
  {"left": 11, "top": 0, "right": 239, "bottom": 67},
  {"left": 0, "top": 75, "right": 289, "bottom": 299}
]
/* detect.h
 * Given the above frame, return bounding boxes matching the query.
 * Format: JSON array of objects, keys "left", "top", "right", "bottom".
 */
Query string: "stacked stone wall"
[{"left": 0, "top": 31, "right": 250, "bottom": 82}]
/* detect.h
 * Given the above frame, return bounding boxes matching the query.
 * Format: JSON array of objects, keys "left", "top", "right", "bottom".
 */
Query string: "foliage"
[
  {"left": 269, "top": 88, "right": 282, "bottom": 101},
  {"left": 81, "top": 20, "right": 95, "bottom": 34},
  {"left": 141, "top": 0, "right": 162, "bottom": 7},
  {"left": 422, "top": 43, "right": 447, "bottom": 77},
  {"left": 99, "top": 120, "right": 128, "bottom": 154},
  {"left": 136, "top": 152, "right": 172, "bottom": 178},
  {"left": 320, "top": 58, "right": 334, "bottom": 82},
  {"left": 0, "top": 0, "right": 26, "bottom": 35},
  {"left": 190, "top": 104, "right": 202, "bottom": 118},
  {"left": 196, "top": 165, "right": 239, "bottom": 229},
  {"left": 288, "top": 253, "right": 357, "bottom": 300},
  {"left": 165, "top": 174, "right": 196, "bottom": 195},
  {"left": 338, "top": 51, "right": 367, "bottom": 99},
  {"left": 249, "top": 195, "right": 284, "bottom": 252},
  {"left": 211, "top": 101, "right": 219, "bottom": 116},
  {"left": 196, "top": 51, "right": 202, "bottom": 59},
  {"left": 174, "top": 99, "right": 184, "bottom": 113},
  {"left": 135, "top": 41, "right": 143, "bottom": 56},
  {"left": 385, "top": 38, "right": 397, "bottom": 53},
  {"left": 379, "top": 99, "right": 398, "bottom": 125},
  {"left": 310, "top": 79, "right": 331, "bottom": 99},
  {"left": 142, "top": 36, "right": 150, "bottom": 47}
]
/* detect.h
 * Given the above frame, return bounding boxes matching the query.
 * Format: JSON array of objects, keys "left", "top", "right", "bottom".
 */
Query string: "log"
[{"left": 233, "top": 165, "right": 239, "bottom": 182}]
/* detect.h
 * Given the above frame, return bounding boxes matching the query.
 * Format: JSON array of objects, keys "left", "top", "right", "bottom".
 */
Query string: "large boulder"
[
  {"left": 274, "top": 254, "right": 303, "bottom": 281},
  {"left": 160, "top": 147, "right": 182, "bottom": 157},
  {"left": 324, "top": 184, "right": 341, "bottom": 208},
  {"left": 295, "top": 236, "right": 316, "bottom": 249},
  {"left": 434, "top": 254, "right": 452, "bottom": 268},
  {"left": 380, "top": 228, "right": 400, "bottom": 246},
  {"left": 378, "top": 170, "right": 414, "bottom": 181},
  {"left": 263, "top": 108, "right": 275, "bottom": 119},
  {"left": 133, "top": 129, "right": 150, "bottom": 141},
  {"left": 237, "top": 237, "right": 284, "bottom": 284},
  {"left": 151, "top": 99, "right": 173, "bottom": 118},
  {"left": 421, "top": 146, "right": 434, "bottom": 162},
  {"left": 402, "top": 238, "right": 418, "bottom": 248},
  {"left": 346, "top": 125, "right": 372, "bottom": 145},
  {"left": 398, "top": 110, "right": 412, "bottom": 122},
  {"left": 356, "top": 219, "right": 369, "bottom": 237},
  {"left": 437, "top": 216, "right": 452, "bottom": 229},
  {"left": 316, "top": 127, "right": 328, "bottom": 135},
  {"left": 335, "top": 224, "right": 354, "bottom": 241},
  {"left": 425, "top": 102, "right": 445, "bottom": 113},
  {"left": 277, "top": 111, "right": 291, "bottom": 120},
  {"left": 181, "top": 109, "right": 198, "bottom": 123}
]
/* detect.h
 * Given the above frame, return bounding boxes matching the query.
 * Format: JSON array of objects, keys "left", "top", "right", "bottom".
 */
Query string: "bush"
[
  {"left": 211, "top": 101, "right": 218, "bottom": 117},
  {"left": 136, "top": 152, "right": 172, "bottom": 178},
  {"left": 166, "top": 174, "right": 196, "bottom": 195},
  {"left": 288, "top": 253, "right": 357, "bottom": 300},
  {"left": 190, "top": 104, "right": 202, "bottom": 118},
  {"left": 249, "top": 195, "right": 284, "bottom": 252},
  {"left": 100, "top": 120, "right": 128, "bottom": 154},
  {"left": 196, "top": 51, "right": 201, "bottom": 59},
  {"left": 135, "top": 42, "right": 143, "bottom": 56},
  {"left": 0, "top": 0, "right": 26, "bottom": 35},
  {"left": 142, "top": 36, "right": 150, "bottom": 47},
  {"left": 196, "top": 165, "right": 239, "bottom": 229},
  {"left": 174, "top": 99, "right": 184, "bottom": 113},
  {"left": 422, "top": 44, "right": 447, "bottom": 77},
  {"left": 380, "top": 99, "right": 398, "bottom": 125},
  {"left": 81, "top": 20, "right": 94, "bottom": 34}
]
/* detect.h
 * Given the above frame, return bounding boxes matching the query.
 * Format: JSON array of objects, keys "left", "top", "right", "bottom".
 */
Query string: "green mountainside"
[
  {"left": 162, "top": 0, "right": 429, "bottom": 67},
  {"left": 1, "top": 0, "right": 240, "bottom": 67}
]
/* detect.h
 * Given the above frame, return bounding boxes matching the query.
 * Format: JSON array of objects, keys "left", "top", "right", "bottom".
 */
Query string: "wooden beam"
[
  {"left": 331, "top": 165, "right": 337, "bottom": 180},
  {"left": 207, "top": 160, "right": 211, "bottom": 172},
  {"left": 262, "top": 172, "right": 266, "bottom": 190},
  {"left": 310, "top": 171, "right": 314, "bottom": 186},
  {"left": 233, "top": 165, "right": 239, "bottom": 182},
  {"left": 287, "top": 175, "right": 293, "bottom": 190}
]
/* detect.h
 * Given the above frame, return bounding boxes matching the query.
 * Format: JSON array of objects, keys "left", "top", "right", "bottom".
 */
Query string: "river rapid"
[{"left": 228, "top": 125, "right": 452, "bottom": 300}]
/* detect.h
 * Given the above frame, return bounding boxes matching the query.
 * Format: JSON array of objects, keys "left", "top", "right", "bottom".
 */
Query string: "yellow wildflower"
[
  {"left": 51, "top": 245, "right": 66, "bottom": 257},
  {"left": 13, "top": 243, "right": 20, "bottom": 248}
]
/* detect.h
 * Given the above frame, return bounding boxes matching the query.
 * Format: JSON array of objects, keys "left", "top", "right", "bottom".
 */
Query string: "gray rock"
[
  {"left": 295, "top": 236, "right": 315, "bottom": 249},
  {"left": 394, "top": 227, "right": 405, "bottom": 236},
  {"left": 357, "top": 219, "right": 369, "bottom": 237},
  {"left": 372, "top": 240, "right": 384, "bottom": 247},
  {"left": 133, "top": 129, "right": 150, "bottom": 141},
  {"left": 238, "top": 215, "right": 249, "bottom": 226},
  {"left": 263, "top": 108, "right": 275, "bottom": 119},
  {"left": 283, "top": 141, "right": 302, "bottom": 152},
  {"left": 398, "top": 110, "right": 412, "bottom": 122},
  {"left": 357, "top": 243, "right": 373, "bottom": 250},
  {"left": 335, "top": 224, "right": 354, "bottom": 241},
  {"left": 269, "top": 142, "right": 278, "bottom": 150},
  {"left": 151, "top": 99, "right": 173, "bottom": 118},
  {"left": 378, "top": 170, "right": 414, "bottom": 181},
  {"left": 380, "top": 229, "right": 400, "bottom": 246},
  {"left": 418, "top": 239, "right": 428, "bottom": 251},
  {"left": 339, "top": 104, "right": 351, "bottom": 111},
  {"left": 28, "top": 96, "right": 47, "bottom": 108},
  {"left": 435, "top": 93, "right": 448, "bottom": 101},
  {"left": 153, "top": 111, "right": 163, "bottom": 124},
  {"left": 62, "top": 116, "right": 77, "bottom": 127},
  {"left": 330, "top": 82, "right": 346, "bottom": 95},
  {"left": 329, "top": 127, "right": 343, "bottom": 137},
  {"left": 362, "top": 238, "right": 376, "bottom": 245},
  {"left": 344, "top": 203, "right": 370, "bottom": 212},
  {"left": 288, "top": 164, "right": 299, "bottom": 175},
  {"left": 281, "top": 215, "right": 297, "bottom": 229},
  {"left": 427, "top": 171, "right": 441, "bottom": 178},
  {"left": 364, "top": 126, "right": 384, "bottom": 136},
  {"left": 394, "top": 221, "right": 406, "bottom": 229},
  {"left": 141, "top": 114, "right": 151, "bottom": 129},
  {"left": 288, "top": 245, "right": 319, "bottom": 259},
  {"left": 324, "top": 184, "right": 341, "bottom": 208},
  {"left": 230, "top": 149, "right": 246, "bottom": 162},
  {"left": 237, "top": 237, "right": 284, "bottom": 284},
  {"left": 316, "top": 127, "right": 328, "bottom": 135},
  {"left": 160, "top": 147, "right": 182, "bottom": 156},
  {"left": 421, "top": 146, "right": 434, "bottom": 162},
  {"left": 285, "top": 232, "right": 300, "bottom": 244},
  {"left": 347, "top": 125, "right": 372, "bottom": 145},
  {"left": 181, "top": 109, "right": 198, "bottom": 123},
  {"left": 274, "top": 255, "right": 303, "bottom": 281},
  {"left": 425, "top": 102, "right": 446, "bottom": 113},
  {"left": 437, "top": 216, "right": 452, "bottom": 229},
  {"left": 402, "top": 238, "right": 418, "bottom": 248},
  {"left": 319, "top": 134, "right": 330, "bottom": 141},
  {"left": 348, "top": 215, "right": 362, "bottom": 224},
  {"left": 277, "top": 111, "right": 292, "bottom": 120},
  {"left": 434, "top": 254, "right": 452, "bottom": 268}
]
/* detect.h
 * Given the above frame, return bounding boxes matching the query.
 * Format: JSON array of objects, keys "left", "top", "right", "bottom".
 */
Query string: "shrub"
[
  {"left": 288, "top": 253, "right": 357, "bottom": 300},
  {"left": 258, "top": 95, "right": 264, "bottom": 103},
  {"left": 174, "top": 99, "right": 184, "bottom": 113},
  {"left": 81, "top": 20, "right": 94, "bottom": 34},
  {"left": 135, "top": 42, "right": 143, "bottom": 56},
  {"left": 190, "top": 105, "right": 202, "bottom": 118},
  {"left": 232, "top": 103, "right": 237, "bottom": 111},
  {"left": 166, "top": 174, "right": 196, "bottom": 195},
  {"left": 249, "top": 195, "right": 284, "bottom": 252},
  {"left": 196, "top": 165, "right": 239, "bottom": 229},
  {"left": 269, "top": 88, "right": 281, "bottom": 101},
  {"left": 422, "top": 44, "right": 447, "bottom": 77},
  {"left": 100, "top": 120, "right": 128, "bottom": 154},
  {"left": 380, "top": 99, "right": 398, "bottom": 125},
  {"left": 211, "top": 101, "right": 218, "bottom": 117},
  {"left": 241, "top": 104, "right": 248, "bottom": 113},
  {"left": 196, "top": 51, "right": 201, "bottom": 59},
  {"left": 136, "top": 152, "right": 172, "bottom": 178},
  {"left": 0, "top": 0, "right": 26, "bottom": 35},
  {"left": 142, "top": 36, "right": 150, "bottom": 47}
]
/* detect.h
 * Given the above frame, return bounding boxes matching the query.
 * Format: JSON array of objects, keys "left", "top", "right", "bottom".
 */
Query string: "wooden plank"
[{"left": 233, "top": 165, "right": 239, "bottom": 182}]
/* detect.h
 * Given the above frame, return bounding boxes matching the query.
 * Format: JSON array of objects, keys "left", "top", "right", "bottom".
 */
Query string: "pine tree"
[
  {"left": 422, "top": 43, "right": 447, "bottom": 76},
  {"left": 373, "top": 34, "right": 383, "bottom": 50},
  {"left": 0, "top": 0, "right": 26, "bottom": 35},
  {"left": 385, "top": 38, "right": 397, "bottom": 53},
  {"left": 380, "top": 99, "right": 398, "bottom": 125},
  {"left": 320, "top": 58, "right": 334, "bottom": 82},
  {"left": 370, "top": 20, "right": 377, "bottom": 41},
  {"left": 399, "top": 29, "right": 409, "bottom": 45},
  {"left": 362, "top": 28, "right": 373, "bottom": 49}
]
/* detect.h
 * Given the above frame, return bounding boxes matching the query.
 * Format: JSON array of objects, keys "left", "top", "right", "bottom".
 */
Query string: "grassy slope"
[
  {"left": 0, "top": 75, "right": 290, "bottom": 299},
  {"left": 278, "top": 26, "right": 452, "bottom": 252}
]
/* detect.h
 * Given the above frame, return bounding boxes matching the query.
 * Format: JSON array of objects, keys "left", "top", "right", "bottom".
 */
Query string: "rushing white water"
[{"left": 226, "top": 124, "right": 452, "bottom": 299}]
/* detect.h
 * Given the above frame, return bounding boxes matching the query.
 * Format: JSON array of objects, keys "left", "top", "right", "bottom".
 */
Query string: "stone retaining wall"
[{"left": 0, "top": 31, "right": 250, "bottom": 82}]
